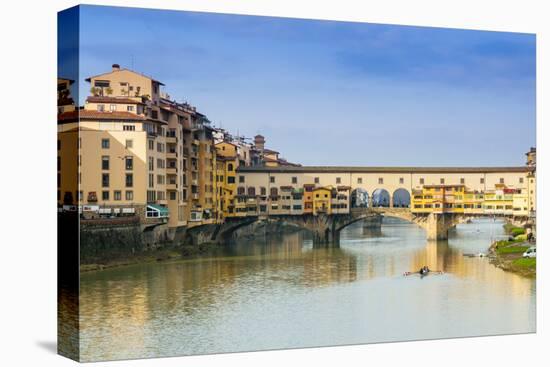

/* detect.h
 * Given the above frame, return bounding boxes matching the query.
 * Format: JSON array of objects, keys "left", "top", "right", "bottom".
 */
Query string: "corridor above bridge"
[{"left": 234, "top": 165, "right": 536, "bottom": 217}]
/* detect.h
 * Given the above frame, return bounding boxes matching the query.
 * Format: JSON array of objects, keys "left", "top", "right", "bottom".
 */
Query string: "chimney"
[
  {"left": 112, "top": 63, "right": 120, "bottom": 72},
  {"left": 254, "top": 134, "right": 265, "bottom": 151}
]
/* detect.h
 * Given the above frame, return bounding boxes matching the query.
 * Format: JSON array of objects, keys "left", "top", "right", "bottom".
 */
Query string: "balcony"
[
  {"left": 166, "top": 166, "right": 177, "bottom": 174},
  {"left": 192, "top": 193, "right": 199, "bottom": 200},
  {"left": 167, "top": 182, "right": 178, "bottom": 191},
  {"left": 166, "top": 135, "right": 177, "bottom": 144},
  {"left": 192, "top": 139, "right": 200, "bottom": 146},
  {"left": 166, "top": 150, "right": 177, "bottom": 159}
]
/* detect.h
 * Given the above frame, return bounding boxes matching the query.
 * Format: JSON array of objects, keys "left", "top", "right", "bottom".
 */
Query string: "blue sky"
[{"left": 61, "top": 5, "right": 536, "bottom": 166}]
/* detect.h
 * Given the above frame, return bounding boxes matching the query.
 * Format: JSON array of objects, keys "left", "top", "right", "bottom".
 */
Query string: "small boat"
[{"left": 403, "top": 270, "right": 444, "bottom": 276}]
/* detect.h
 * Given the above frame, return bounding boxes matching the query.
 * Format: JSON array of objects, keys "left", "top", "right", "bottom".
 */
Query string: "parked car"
[{"left": 523, "top": 247, "right": 536, "bottom": 258}]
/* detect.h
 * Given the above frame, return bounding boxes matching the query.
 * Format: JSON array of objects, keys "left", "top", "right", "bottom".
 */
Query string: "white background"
[{"left": 0, "top": 0, "right": 547, "bottom": 365}]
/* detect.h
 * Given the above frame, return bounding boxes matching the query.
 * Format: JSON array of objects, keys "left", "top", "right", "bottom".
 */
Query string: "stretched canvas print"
[{"left": 57, "top": 4, "right": 537, "bottom": 362}]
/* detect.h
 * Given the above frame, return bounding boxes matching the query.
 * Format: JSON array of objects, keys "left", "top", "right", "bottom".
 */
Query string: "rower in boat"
[{"left": 403, "top": 266, "right": 444, "bottom": 276}]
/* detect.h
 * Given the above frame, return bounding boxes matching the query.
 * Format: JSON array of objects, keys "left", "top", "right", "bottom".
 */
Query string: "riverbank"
[
  {"left": 80, "top": 242, "right": 224, "bottom": 273},
  {"left": 488, "top": 232, "right": 536, "bottom": 278}
]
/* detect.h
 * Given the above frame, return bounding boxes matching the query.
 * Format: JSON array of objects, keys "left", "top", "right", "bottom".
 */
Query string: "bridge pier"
[{"left": 424, "top": 213, "right": 459, "bottom": 240}]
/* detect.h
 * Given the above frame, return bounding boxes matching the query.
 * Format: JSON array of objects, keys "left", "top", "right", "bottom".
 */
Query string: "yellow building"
[
  {"left": 312, "top": 187, "right": 332, "bottom": 215},
  {"left": 215, "top": 141, "right": 242, "bottom": 219},
  {"left": 463, "top": 191, "right": 484, "bottom": 215},
  {"left": 411, "top": 184, "right": 465, "bottom": 214}
]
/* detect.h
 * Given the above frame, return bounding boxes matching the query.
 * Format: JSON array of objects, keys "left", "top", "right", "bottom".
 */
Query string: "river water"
[{"left": 79, "top": 218, "right": 536, "bottom": 361}]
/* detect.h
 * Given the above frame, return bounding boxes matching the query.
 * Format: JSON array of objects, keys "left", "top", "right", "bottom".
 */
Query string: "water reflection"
[{"left": 79, "top": 218, "right": 535, "bottom": 361}]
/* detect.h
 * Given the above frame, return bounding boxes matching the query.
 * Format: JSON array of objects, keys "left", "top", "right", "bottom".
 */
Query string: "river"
[{"left": 79, "top": 218, "right": 536, "bottom": 361}]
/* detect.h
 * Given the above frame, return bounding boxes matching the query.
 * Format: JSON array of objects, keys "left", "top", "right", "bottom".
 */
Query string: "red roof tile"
[
  {"left": 58, "top": 110, "right": 146, "bottom": 122},
  {"left": 87, "top": 96, "right": 144, "bottom": 104}
]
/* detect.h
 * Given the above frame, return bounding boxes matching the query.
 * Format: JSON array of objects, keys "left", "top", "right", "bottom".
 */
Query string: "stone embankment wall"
[{"left": 80, "top": 218, "right": 174, "bottom": 264}]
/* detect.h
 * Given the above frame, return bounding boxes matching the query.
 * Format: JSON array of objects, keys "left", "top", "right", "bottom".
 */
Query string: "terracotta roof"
[
  {"left": 238, "top": 166, "right": 533, "bottom": 174},
  {"left": 58, "top": 109, "right": 146, "bottom": 122},
  {"left": 263, "top": 148, "right": 279, "bottom": 154},
  {"left": 85, "top": 67, "right": 164, "bottom": 85},
  {"left": 86, "top": 96, "right": 144, "bottom": 104}
]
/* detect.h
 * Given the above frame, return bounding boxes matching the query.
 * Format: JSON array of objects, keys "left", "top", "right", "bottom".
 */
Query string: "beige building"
[{"left": 58, "top": 65, "right": 217, "bottom": 228}]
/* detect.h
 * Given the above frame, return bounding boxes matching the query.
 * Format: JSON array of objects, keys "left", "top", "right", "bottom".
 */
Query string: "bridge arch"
[
  {"left": 351, "top": 188, "right": 369, "bottom": 208},
  {"left": 392, "top": 188, "right": 411, "bottom": 208},
  {"left": 372, "top": 188, "right": 390, "bottom": 207}
]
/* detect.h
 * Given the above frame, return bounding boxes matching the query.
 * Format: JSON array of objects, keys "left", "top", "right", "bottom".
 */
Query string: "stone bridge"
[{"left": 185, "top": 208, "right": 481, "bottom": 247}]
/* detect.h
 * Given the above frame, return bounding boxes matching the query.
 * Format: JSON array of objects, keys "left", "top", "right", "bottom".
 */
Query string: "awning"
[{"left": 146, "top": 204, "right": 169, "bottom": 218}]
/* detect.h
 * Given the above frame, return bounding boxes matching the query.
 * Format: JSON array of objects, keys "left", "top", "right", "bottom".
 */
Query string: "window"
[
  {"left": 314, "top": 177, "right": 319, "bottom": 184},
  {"left": 237, "top": 187, "right": 245, "bottom": 195},
  {"left": 149, "top": 174, "right": 154, "bottom": 188},
  {"left": 123, "top": 125, "right": 135, "bottom": 131},
  {"left": 228, "top": 163, "right": 234, "bottom": 171},
  {"left": 157, "top": 142, "right": 164, "bottom": 152},
  {"left": 101, "top": 156, "right": 109, "bottom": 170},
  {"left": 97, "top": 104, "right": 105, "bottom": 112},
  {"left": 239, "top": 176, "right": 245, "bottom": 183},
  {"left": 127, "top": 105, "right": 134, "bottom": 112},
  {"left": 148, "top": 140, "right": 154, "bottom": 150},
  {"left": 336, "top": 177, "right": 341, "bottom": 184},
  {"left": 94, "top": 80, "right": 110, "bottom": 88},
  {"left": 126, "top": 139, "right": 133, "bottom": 149},
  {"left": 399, "top": 177, "right": 404, "bottom": 184},
  {"left": 420, "top": 178, "right": 425, "bottom": 185},
  {"left": 101, "top": 138, "right": 110, "bottom": 149},
  {"left": 357, "top": 177, "right": 363, "bottom": 184},
  {"left": 248, "top": 187, "right": 256, "bottom": 196},
  {"left": 519, "top": 177, "right": 524, "bottom": 184},
  {"left": 110, "top": 104, "right": 116, "bottom": 112},
  {"left": 260, "top": 187, "right": 267, "bottom": 195},
  {"left": 227, "top": 176, "right": 235, "bottom": 184},
  {"left": 114, "top": 191, "right": 121, "bottom": 200},
  {"left": 57, "top": 140, "right": 61, "bottom": 150},
  {"left": 125, "top": 191, "right": 133, "bottom": 200},
  {"left": 270, "top": 187, "right": 278, "bottom": 197},
  {"left": 292, "top": 176, "right": 298, "bottom": 184},
  {"left": 125, "top": 173, "right": 133, "bottom": 187},
  {"left": 125, "top": 156, "right": 133, "bottom": 170},
  {"left": 169, "top": 191, "right": 177, "bottom": 200},
  {"left": 102, "top": 173, "right": 109, "bottom": 187},
  {"left": 378, "top": 178, "right": 383, "bottom": 184},
  {"left": 480, "top": 178, "right": 485, "bottom": 184},
  {"left": 102, "top": 191, "right": 109, "bottom": 200},
  {"left": 460, "top": 178, "right": 465, "bottom": 184},
  {"left": 57, "top": 156, "right": 61, "bottom": 171},
  {"left": 157, "top": 175, "right": 165, "bottom": 185},
  {"left": 270, "top": 176, "right": 275, "bottom": 183},
  {"left": 440, "top": 178, "right": 445, "bottom": 184},
  {"left": 500, "top": 178, "right": 505, "bottom": 184}
]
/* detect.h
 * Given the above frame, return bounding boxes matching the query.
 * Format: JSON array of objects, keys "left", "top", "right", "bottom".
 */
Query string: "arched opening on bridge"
[
  {"left": 372, "top": 188, "right": 390, "bottom": 207},
  {"left": 351, "top": 188, "right": 369, "bottom": 208},
  {"left": 392, "top": 188, "right": 411, "bottom": 208}
]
